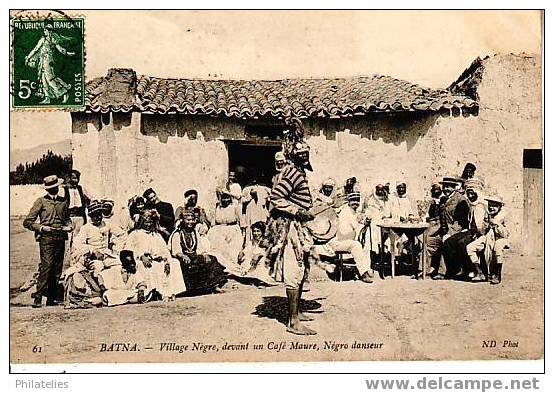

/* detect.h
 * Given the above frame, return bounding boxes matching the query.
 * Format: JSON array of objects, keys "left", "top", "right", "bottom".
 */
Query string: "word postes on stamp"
[{"left": 11, "top": 16, "right": 85, "bottom": 110}]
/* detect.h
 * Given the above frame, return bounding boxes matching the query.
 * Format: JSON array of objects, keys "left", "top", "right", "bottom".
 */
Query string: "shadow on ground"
[{"left": 252, "top": 296, "right": 323, "bottom": 325}]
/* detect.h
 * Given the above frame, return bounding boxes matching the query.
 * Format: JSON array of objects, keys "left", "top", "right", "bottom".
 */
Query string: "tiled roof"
[{"left": 85, "top": 70, "right": 478, "bottom": 118}]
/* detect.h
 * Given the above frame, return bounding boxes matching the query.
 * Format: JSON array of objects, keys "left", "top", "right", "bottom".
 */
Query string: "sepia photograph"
[{"left": 9, "top": 9, "right": 543, "bottom": 368}]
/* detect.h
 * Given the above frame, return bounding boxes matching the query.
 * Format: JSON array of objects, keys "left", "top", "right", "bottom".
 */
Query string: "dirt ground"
[{"left": 9, "top": 217, "right": 544, "bottom": 364}]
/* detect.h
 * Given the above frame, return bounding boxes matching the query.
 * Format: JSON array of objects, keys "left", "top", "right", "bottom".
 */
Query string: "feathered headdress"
[{"left": 282, "top": 117, "right": 309, "bottom": 160}]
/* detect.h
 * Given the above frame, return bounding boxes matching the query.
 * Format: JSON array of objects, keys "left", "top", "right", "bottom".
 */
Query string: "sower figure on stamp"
[
  {"left": 23, "top": 175, "right": 73, "bottom": 308},
  {"left": 265, "top": 117, "right": 316, "bottom": 335},
  {"left": 24, "top": 24, "right": 75, "bottom": 104}
]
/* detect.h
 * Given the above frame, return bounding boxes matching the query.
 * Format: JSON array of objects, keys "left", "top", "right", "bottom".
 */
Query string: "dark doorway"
[{"left": 226, "top": 141, "right": 281, "bottom": 188}]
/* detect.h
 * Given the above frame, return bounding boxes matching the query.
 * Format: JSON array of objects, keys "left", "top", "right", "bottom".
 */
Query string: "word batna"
[{"left": 99, "top": 342, "right": 139, "bottom": 352}]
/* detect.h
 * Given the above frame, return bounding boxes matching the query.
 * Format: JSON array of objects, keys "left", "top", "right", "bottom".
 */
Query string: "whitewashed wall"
[{"left": 10, "top": 185, "right": 45, "bottom": 216}]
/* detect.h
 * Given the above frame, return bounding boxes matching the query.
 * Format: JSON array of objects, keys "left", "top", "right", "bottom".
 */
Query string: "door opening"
[{"left": 226, "top": 141, "right": 282, "bottom": 188}]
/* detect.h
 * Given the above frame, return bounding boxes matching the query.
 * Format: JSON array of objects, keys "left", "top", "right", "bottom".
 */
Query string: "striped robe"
[{"left": 265, "top": 163, "right": 313, "bottom": 282}]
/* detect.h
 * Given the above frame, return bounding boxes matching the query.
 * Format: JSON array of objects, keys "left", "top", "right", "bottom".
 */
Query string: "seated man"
[
  {"left": 443, "top": 178, "right": 489, "bottom": 281},
  {"left": 362, "top": 183, "right": 392, "bottom": 256},
  {"left": 466, "top": 195, "right": 509, "bottom": 284},
  {"left": 101, "top": 199, "right": 115, "bottom": 221},
  {"left": 62, "top": 255, "right": 105, "bottom": 309},
  {"left": 123, "top": 210, "right": 186, "bottom": 300},
  {"left": 389, "top": 181, "right": 421, "bottom": 268},
  {"left": 102, "top": 250, "right": 151, "bottom": 306},
  {"left": 143, "top": 188, "right": 175, "bottom": 242},
  {"left": 70, "top": 200, "right": 126, "bottom": 270},
  {"left": 426, "top": 182, "right": 444, "bottom": 277},
  {"left": 432, "top": 176, "right": 470, "bottom": 280},
  {"left": 63, "top": 200, "right": 124, "bottom": 308},
  {"left": 312, "top": 190, "right": 373, "bottom": 283},
  {"left": 175, "top": 189, "right": 211, "bottom": 235},
  {"left": 169, "top": 209, "right": 227, "bottom": 294},
  {"left": 390, "top": 181, "right": 418, "bottom": 222},
  {"left": 237, "top": 221, "right": 276, "bottom": 286},
  {"left": 314, "top": 178, "right": 338, "bottom": 207}
]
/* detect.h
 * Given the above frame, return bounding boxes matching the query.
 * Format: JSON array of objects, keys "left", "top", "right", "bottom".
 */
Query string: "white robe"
[
  {"left": 101, "top": 267, "right": 149, "bottom": 306},
  {"left": 123, "top": 230, "right": 186, "bottom": 297}
]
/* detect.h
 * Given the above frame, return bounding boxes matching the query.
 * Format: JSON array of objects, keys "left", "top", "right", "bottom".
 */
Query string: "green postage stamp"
[{"left": 11, "top": 16, "right": 85, "bottom": 110}]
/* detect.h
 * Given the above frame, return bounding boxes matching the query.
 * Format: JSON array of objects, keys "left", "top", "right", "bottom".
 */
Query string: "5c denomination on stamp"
[{"left": 11, "top": 15, "right": 85, "bottom": 110}]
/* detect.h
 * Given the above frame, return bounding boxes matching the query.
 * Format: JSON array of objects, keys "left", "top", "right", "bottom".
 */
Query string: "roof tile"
[{"left": 86, "top": 71, "right": 478, "bottom": 117}]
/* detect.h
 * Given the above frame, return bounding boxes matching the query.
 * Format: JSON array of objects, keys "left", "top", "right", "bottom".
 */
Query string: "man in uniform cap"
[{"left": 23, "top": 175, "right": 73, "bottom": 307}]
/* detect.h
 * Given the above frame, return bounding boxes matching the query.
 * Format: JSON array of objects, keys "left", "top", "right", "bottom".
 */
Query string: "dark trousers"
[
  {"left": 443, "top": 231, "right": 473, "bottom": 277},
  {"left": 426, "top": 221, "right": 445, "bottom": 274},
  {"left": 35, "top": 235, "right": 66, "bottom": 301}
]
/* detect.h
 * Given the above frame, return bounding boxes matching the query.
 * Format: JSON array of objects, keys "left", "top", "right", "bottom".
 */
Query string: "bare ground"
[{"left": 9, "top": 218, "right": 544, "bottom": 364}]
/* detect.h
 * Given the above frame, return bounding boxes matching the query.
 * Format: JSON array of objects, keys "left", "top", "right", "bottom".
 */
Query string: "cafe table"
[{"left": 376, "top": 221, "right": 430, "bottom": 279}]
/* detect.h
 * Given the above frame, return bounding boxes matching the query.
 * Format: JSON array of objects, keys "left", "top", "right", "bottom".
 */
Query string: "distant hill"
[{"left": 10, "top": 139, "right": 71, "bottom": 170}]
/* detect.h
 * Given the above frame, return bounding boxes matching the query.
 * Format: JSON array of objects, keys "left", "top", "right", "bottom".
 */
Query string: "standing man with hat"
[{"left": 23, "top": 175, "right": 73, "bottom": 307}]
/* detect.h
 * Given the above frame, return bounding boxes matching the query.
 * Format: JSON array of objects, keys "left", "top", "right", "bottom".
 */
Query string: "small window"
[{"left": 523, "top": 149, "right": 542, "bottom": 169}]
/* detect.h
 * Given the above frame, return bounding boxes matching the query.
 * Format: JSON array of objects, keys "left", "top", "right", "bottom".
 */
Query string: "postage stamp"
[{"left": 11, "top": 16, "right": 85, "bottom": 110}]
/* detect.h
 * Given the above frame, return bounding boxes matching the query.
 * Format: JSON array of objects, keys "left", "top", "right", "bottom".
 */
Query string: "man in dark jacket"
[
  {"left": 443, "top": 178, "right": 488, "bottom": 281},
  {"left": 425, "top": 182, "right": 443, "bottom": 277},
  {"left": 23, "top": 175, "right": 73, "bottom": 307},
  {"left": 143, "top": 188, "right": 175, "bottom": 242},
  {"left": 431, "top": 176, "right": 470, "bottom": 280},
  {"left": 63, "top": 169, "right": 91, "bottom": 236}
]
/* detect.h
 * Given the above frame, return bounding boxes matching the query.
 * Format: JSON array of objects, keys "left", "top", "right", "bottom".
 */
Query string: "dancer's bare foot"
[
  {"left": 287, "top": 322, "right": 317, "bottom": 335},
  {"left": 298, "top": 312, "right": 314, "bottom": 322}
]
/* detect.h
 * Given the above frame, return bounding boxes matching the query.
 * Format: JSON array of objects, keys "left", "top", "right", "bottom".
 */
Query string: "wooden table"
[{"left": 377, "top": 222, "right": 430, "bottom": 279}]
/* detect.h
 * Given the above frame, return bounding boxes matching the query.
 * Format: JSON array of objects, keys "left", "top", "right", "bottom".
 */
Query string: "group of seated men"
[
  {"left": 302, "top": 161, "right": 510, "bottom": 284},
  {"left": 22, "top": 159, "right": 510, "bottom": 309}
]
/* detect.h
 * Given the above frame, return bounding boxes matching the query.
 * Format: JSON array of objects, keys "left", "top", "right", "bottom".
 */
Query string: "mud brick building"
[{"left": 71, "top": 53, "right": 542, "bottom": 251}]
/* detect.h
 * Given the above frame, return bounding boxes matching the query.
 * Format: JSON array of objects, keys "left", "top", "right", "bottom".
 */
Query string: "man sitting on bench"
[{"left": 311, "top": 187, "right": 373, "bottom": 284}]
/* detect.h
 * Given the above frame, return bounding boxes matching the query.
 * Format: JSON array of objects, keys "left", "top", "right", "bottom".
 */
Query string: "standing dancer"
[{"left": 266, "top": 118, "right": 316, "bottom": 335}]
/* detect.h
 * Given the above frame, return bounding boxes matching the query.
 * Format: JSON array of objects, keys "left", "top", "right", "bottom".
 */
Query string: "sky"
[{"left": 10, "top": 10, "right": 542, "bottom": 151}]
